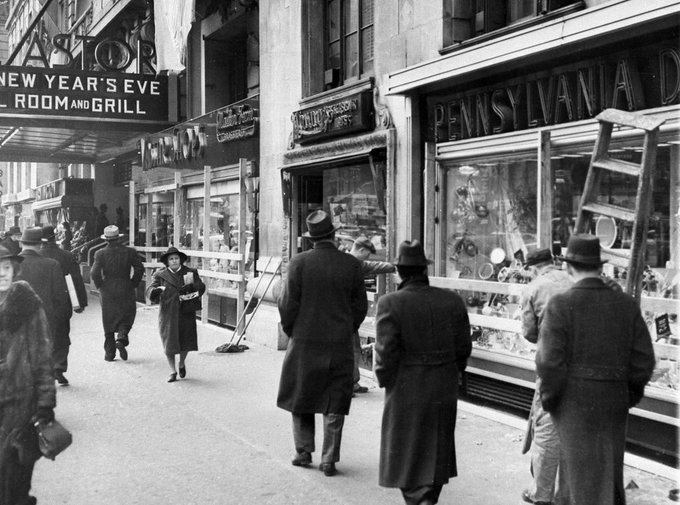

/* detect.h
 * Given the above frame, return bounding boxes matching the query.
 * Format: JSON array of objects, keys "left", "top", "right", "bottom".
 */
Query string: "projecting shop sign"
[{"left": 0, "top": 65, "right": 168, "bottom": 126}]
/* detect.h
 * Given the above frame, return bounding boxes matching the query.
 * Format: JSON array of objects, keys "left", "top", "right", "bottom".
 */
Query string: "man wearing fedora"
[
  {"left": 40, "top": 225, "right": 88, "bottom": 386},
  {"left": 374, "top": 240, "right": 471, "bottom": 505},
  {"left": 0, "top": 225, "right": 22, "bottom": 256},
  {"left": 519, "top": 248, "right": 571, "bottom": 505},
  {"left": 349, "top": 235, "right": 395, "bottom": 395},
  {"left": 91, "top": 225, "right": 145, "bottom": 361},
  {"left": 16, "top": 227, "right": 70, "bottom": 380},
  {"left": 536, "top": 234, "right": 655, "bottom": 505},
  {"left": 277, "top": 210, "right": 368, "bottom": 477}
]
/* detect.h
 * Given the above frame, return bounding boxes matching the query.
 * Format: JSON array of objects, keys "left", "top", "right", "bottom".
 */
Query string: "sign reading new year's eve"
[{"left": 0, "top": 65, "right": 168, "bottom": 128}]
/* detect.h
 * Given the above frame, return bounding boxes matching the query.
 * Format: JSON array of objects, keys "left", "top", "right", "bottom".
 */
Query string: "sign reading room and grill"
[
  {"left": 291, "top": 91, "right": 374, "bottom": 144},
  {"left": 0, "top": 65, "right": 168, "bottom": 127}
]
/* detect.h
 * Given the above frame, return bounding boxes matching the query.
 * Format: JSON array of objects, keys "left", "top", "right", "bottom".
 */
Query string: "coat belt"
[
  {"left": 569, "top": 365, "right": 627, "bottom": 381},
  {"left": 401, "top": 350, "right": 457, "bottom": 366}
]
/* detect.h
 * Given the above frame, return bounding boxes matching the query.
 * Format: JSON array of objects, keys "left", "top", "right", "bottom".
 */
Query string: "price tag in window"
[{"left": 655, "top": 314, "right": 672, "bottom": 340}]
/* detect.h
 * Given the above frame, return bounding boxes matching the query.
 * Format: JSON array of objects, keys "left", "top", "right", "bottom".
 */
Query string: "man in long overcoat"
[
  {"left": 536, "top": 234, "right": 655, "bottom": 505},
  {"left": 15, "top": 227, "right": 70, "bottom": 340},
  {"left": 375, "top": 240, "right": 471, "bottom": 505},
  {"left": 91, "top": 225, "right": 144, "bottom": 361},
  {"left": 277, "top": 210, "right": 367, "bottom": 477},
  {"left": 40, "top": 225, "right": 88, "bottom": 385}
]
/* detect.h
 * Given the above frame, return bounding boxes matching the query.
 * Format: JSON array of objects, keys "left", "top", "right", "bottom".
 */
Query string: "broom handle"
[
  {"left": 226, "top": 256, "right": 273, "bottom": 345},
  {"left": 234, "top": 260, "right": 281, "bottom": 345}
]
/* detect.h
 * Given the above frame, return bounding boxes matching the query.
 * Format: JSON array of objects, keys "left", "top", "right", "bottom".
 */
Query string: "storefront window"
[
  {"left": 135, "top": 203, "right": 148, "bottom": 246},
  {"left": 151, "top": 200, "right": 174, "bottom": 248}
]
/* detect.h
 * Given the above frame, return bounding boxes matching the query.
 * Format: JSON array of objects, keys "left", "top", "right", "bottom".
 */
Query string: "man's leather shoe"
[
  {"left": 105, "top": 354, "right": 115, "bottom": 362},
  {"left": 55, "top": 371, "right": 69, "bottom": 385},
  {"left": 353, "top": 384, "right": 369, "bottom": 393},
  {"left": 291, "top": 451, "right": 312, "bottom": 467},
  {"left": 116, "top": 341, "right": 128, "bottom": 361},
  {"left": 319, "top": 462, "right": 336, "bottom": 476},
  {"left": 521, "top": 489, "right": 552, "bottom": 505}
]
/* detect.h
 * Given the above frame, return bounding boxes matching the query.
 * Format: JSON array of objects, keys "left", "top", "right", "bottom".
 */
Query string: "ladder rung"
[
  {"left": 582, "top": 202, "right": 636, "bottom": 222},
  {"left": 596, "top": 108, "right": 667, "bottom": 131},
  {"left": 592, "top": 157, "right": 641, "bottom": 177},
  {"left": 601, "top": 248, "right": 631, "bottom": 268}
]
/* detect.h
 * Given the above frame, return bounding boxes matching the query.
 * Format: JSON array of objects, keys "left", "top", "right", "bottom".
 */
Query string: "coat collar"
[
  {"left": 19, "top": 249, "right": 40, "bottom": 257},
  {"left": 573, "top": 277, "right": 607, "bottom": 289},
  {"left": 313, "top": 241, "right": 337, "bottom": 250},
  {"left": 157, "top": 266, "right": 185, "bottom": 288},
  {"left": 397, "top": 275, "right": 430, "bottom": 291}
]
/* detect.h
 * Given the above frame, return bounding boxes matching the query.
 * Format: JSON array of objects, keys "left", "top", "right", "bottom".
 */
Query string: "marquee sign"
[
  {"left": 291, "top": 91, "right": 374, "bottom": 144},
  {"left": 0, "top": 65, "right": 168, "bottom": 127},
  {"left": 427, "top": 40, "right": 680, "bottom": 142}
]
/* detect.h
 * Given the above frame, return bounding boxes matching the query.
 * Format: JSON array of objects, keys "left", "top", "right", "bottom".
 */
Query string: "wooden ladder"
[{"left": 574, "top": 108, "right": 666, "bottom": 302}]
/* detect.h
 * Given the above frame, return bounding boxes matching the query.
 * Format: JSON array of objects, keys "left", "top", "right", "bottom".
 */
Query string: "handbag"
[
  {"left": 34, "top": 419, "right": 72, "bottom": 460},
  {"left": 179, "top": 286, "right": 202, "bottom": 313}
]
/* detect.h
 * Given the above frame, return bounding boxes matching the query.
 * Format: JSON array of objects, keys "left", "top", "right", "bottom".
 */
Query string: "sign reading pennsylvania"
[
  {"left": 216, "top": 96, "right": 259, "bottom": 143},
  {"left": 0, "top": 65, "right": 168, "bottom": 127},
  {"left": 291, "top": 90, "right": 374, "bottom": 144}
]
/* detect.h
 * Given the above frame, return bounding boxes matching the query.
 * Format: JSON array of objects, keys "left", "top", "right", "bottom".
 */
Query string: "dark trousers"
[
  {"left": 292, "top": 413, "right": 345, "bottom": 464},
  {"left": 104, "top": 332, "right": 116, "bottom": 358},
  {"left": 0, "top": 439, "right": 37, "bottom": 505},
  {"left": 352, "top": 331, "right": 361, "bottom": 385},
  {"left": 400, "top": 484, "right": 443, "bottom": 505},
  {"left": 53, "top": 319, "right": 70, "bottom": 373}
]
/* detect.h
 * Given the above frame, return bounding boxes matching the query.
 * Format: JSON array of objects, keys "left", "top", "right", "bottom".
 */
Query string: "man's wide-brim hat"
[
  {"left": 558, "top": 233, "right": 607, "bottom": 266},
  {"left": 160, "top": 246, "right": 188, "bottom": 265},
  {"left": 302, "top": 210, "right": 337, "bottom": 239},
  {"left": 101, "top": 225, "right": 124, "bottom": 240},
  {"left": 20, "top": 227, "right": 45, "bottom": 244},
  {"left": 0, "top": 245, "right": 23, "bottom": 263},
  {"left": 524, "top": 248, "right": 553, "bottom": 267},
  {"left": 7, "top": 226, "right": 20, "bottom": 235},
  {"left": 42, "top": 225, "right": 57, "bottom": 241},
  {"left": 394, "top": 240, "right": 432, "bottom": 267}
]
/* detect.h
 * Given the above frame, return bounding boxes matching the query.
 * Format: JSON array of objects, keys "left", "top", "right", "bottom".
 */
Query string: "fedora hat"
[
  {"left": 302, "top": 210, "right": 337, "bottom": 239},
  {"left": 101, "top": 225, "right": 124, "bottom": 240},
  {"left": 7, "top": 226, "right": 20, "bottom": 236},
  {"left": 0, "top": 245, "right": 23, "bottom": 263},
  {"left": 160, "top": 246, "right": 188, "bottom": 265},
  {"left": 524, "top": 248, "right": 553, "bottom": 267},
  {"left": 20, "top": 227, "right": 45, "bottom": 244},
  {"left": 42, "top": 225, "right": 57, "bottom": 241},
  {"left": 394, "top": 240, "right": 432, "bottom": 267},
  {"left": 353, "top": 236, "right": 376, "bottom": 254},
  {"left": 558, "top": 234, "right": 607, "bottom": 266}
]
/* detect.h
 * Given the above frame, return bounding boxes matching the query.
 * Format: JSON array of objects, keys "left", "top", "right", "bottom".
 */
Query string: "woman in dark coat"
[
  {"left": 146, "top": 247, "right": 205, "bottom": 382},
  {"left": 375, "top": 240, "right": 471, "bottom": 505},
  {"left": 0, "top": 246, "right": 57, "bottom": 505}
]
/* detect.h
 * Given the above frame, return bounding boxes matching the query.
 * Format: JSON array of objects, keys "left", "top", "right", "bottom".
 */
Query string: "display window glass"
[{"left": 135, "top": 203, "right": 148, "bottom": 246}]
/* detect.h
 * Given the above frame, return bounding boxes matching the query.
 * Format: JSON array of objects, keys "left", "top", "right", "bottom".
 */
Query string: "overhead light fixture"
[{"left": 0, "top": 127, "right": 21, "bottom": 148}]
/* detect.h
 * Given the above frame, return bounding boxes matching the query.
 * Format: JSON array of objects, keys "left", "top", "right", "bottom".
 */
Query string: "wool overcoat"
[
  {"left": 145, "top": 265, "right": 205, "bottom": 355},
  {"left": 16, "top": 249, "right": 70, "bottom": 337},
  {"left": 90, "top": 241, "right": 144, "bottom": 333},
  {"left": 536, "top": 277, "right": 656, "bottom": 505},
  {"left": 0, "top": 281, "right": 56, "bottom": 502},
  {"left": 277, "top": 241, "right": 367, "bottom": 415},
  {"left": 374, "top": 276, "right": 471, "bottom": 489}
]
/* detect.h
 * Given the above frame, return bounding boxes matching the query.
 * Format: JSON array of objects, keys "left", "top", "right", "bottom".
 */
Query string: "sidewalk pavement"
[{"left": 32, "top": 295, "right": 678, "bottom": 505}]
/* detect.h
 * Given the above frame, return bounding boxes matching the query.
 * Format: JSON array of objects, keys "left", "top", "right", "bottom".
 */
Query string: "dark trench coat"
[
  {"left": 277, "top": 241, "right": 367, "bottom": 415},
  {"left": 145, "top": 265, "right": 205, "bottom": 355},
  {"left": 374, "top": 276, "right": 471, "bottom": 489},
  {"left": 90, "top": 241, "right": 144, "bottom": 334},
  {"left": 0, "top": 282, "right": 56, "bottom": 502},
  {"left": 536, "top": 277, "right": 656, "bottom": 505}
]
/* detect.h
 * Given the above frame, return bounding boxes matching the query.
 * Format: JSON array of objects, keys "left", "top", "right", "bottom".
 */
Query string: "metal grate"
[{"left": 463, "top": 373, "right": 534, "bottom": 413}]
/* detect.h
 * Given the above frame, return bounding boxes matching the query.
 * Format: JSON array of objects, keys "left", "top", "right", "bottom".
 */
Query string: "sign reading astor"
[
  {"left": 0, "top": 65, "right": 167, "bottom": 124},
  {"left": 291, "top": 90, "right": 374, "bottom": 144}
]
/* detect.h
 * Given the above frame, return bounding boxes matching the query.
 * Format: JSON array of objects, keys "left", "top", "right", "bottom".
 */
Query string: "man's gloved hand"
[{"left": 34, "top": 406, "right": 55, "bottom": 424}]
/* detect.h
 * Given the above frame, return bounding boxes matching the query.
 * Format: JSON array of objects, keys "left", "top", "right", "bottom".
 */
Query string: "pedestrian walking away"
[
  {"left": 277, "top": 209, "right": 368, "bottom": 477},
  {"left": 0, "top": 246, "right": 57, "bottom": 505},
  {"left": 374, "top": 240, "right": 471, "bottom": 505},
  {"left": 536, "top": 234, "right": 656, "bottom": 505},
  {"left": 39, "top": 225, "right": 88, "bottom": 386},
  {"left": 90, "top": 225, "right": 144, "bottom": 362},
  {"left": 145, "top": 246, "right": 206, "bottom": 383},
  {"left": 348, "top": 235, "right": 395, "bottom": 395},
  {"left": 0, "top": 226, "right": 22, "bottom": 256},
  {"left": 519, "top": 248, "right": 571, "bottom": 505}
]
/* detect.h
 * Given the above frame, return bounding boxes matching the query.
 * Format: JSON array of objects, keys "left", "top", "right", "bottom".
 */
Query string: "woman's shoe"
[
  {"left": 167, "top": 373, "right": 177, "bottom": 383},
  {"left": 179, "top": 366, "right": 186, "bottom": 378}
]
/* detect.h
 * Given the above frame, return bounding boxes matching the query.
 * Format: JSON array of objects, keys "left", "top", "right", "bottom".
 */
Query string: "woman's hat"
[
  {"left": 0, "top": 245, "right": 23, "bottom": 263},
  {"left": 394, "top": 240, "right": 432, "bottom": 267},
  {"left": 101, "top": 225, "right": 124, "bottom": 240},
  {"left": 524, "top": 248, "right": 553, "bottom": 267},
  {"left": 42, "top": 225, "right": 57, "bottom": 241},
  {"left": 160, "top": 246, "right": 188, "bottom": 265},
  {"left": 20, "top": 227, "right": 45, "bottom": 244},
  {"left": 7, "top": 226, "right": 20, "bottom": 236},
  {"left": 302, "top": 210, "right": 337, "bottom": 239},
  {"left": 558, "top": 234, "right": 607, "bottom": 266}
]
